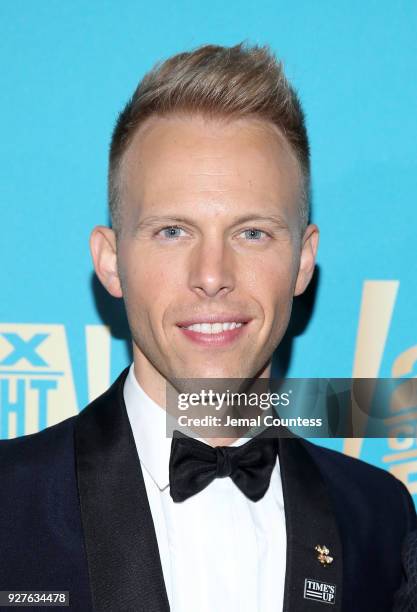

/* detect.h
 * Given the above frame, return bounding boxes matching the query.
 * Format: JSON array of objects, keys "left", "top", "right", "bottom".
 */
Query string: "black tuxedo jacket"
[
  {"left": 393, "top": 529, "right": 417, "bottom": 611},
  {"left": 0, "top": 368, "right": 415, "bottom": 612}
]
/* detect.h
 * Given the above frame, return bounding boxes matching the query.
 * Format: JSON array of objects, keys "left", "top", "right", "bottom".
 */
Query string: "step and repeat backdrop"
[{"left": 1, "top": 2, "right": 416, "bottom": 502}]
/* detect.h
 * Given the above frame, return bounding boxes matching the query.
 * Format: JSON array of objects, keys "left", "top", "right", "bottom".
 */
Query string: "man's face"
[{"left": 91, "top": 114, "right": 318, "bottom": 390}]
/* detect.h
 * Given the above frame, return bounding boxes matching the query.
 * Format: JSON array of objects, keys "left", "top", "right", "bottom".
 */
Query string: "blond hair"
[{"left": 109, "top": 42, "right": 310, "bottom": 233}]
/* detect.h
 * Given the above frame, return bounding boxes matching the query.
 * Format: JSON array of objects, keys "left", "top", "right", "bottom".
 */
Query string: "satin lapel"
[
  {"left": 74, "top": 368, "right": 170, "bottom": 612},
  {"left": 279, "top": 438, "right": 343, "bottom": 612}
]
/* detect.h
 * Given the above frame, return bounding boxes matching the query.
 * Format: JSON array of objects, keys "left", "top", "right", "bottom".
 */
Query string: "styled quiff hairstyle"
[{"left": 109, "top": 42, "right": 310, "bottom": 234}]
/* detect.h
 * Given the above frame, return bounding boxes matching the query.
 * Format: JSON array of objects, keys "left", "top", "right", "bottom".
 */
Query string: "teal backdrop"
[{"left": 1, "top": 2, "right": 416, "bottom": 502}]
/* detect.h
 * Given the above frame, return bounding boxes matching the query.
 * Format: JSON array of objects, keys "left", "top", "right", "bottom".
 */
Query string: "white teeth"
[{"left": 183, "top": 322, "right": 244, "bottom": 334}]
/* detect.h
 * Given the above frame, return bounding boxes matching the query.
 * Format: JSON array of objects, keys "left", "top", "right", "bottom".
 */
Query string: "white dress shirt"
[{"left": 124, "top": 363, "right": 286, "bottom": 612}]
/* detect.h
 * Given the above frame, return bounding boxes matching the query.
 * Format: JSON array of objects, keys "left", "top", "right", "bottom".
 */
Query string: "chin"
[{"left": 180, "top": 364, "right": 249, "bottom": 380}]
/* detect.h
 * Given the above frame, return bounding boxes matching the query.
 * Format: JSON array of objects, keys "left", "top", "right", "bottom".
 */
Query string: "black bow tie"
[{"left": 169, "top": 430, "right": 279, "bottom": 503}]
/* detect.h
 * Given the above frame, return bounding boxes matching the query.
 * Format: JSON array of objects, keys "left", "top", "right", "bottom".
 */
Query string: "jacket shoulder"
[
  {"left": 302, "top": 439, "right": 416, "bottom": 526},
  {"left": 302, "top": 438, "right": 404, "bottom": 489},
  {"left": 0, "top": 367, "right": 130, "bottom": 474},
  {"left": 303, "top": 438, "right": 391, "bottom": 477},
  {"left": 0, "top": 415, "right": 77, "bottom": 476}
]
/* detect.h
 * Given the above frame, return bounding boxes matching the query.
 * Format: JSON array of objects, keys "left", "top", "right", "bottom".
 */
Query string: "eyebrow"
[{"left": 134, "top": 213, "right": 290, "bottom": 232}]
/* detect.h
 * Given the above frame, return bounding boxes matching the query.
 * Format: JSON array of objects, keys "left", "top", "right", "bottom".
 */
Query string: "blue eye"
[
  {"left": 243, "top": 228, "right": 266, "bottom": 240},
  {"left": 159, "top": 226, "right": 184, "bottom": 239}
]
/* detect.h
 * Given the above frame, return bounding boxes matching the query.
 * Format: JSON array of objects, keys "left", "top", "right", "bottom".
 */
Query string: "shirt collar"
[
  {"left": 123, "top": 363, "right": 255, "bottom": 491},
  {"left": 124, "top": 363, "right": 172, "bottom": 491}
]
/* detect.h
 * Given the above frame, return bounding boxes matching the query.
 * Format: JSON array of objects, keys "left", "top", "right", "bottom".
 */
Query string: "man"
[{"left": 0, "top": 43, "right": 415, "bottom": 612}]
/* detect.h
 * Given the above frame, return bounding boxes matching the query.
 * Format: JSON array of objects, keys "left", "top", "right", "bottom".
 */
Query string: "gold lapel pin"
[{"left": 315, "top": 544, "right": 333, "bottom": 566}]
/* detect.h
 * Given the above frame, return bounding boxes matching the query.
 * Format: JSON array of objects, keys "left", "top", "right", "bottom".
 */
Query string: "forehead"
[{"left": 119, "top": 113, "right": 302, "bottom": 218}]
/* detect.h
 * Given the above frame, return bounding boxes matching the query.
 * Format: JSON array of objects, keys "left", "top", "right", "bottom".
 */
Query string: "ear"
[
  {"left": 294, "top": 223, "right": 319, "bottom": 296},
  {"left": 89, "top": 226, "right": 123, "bottom": 298}
]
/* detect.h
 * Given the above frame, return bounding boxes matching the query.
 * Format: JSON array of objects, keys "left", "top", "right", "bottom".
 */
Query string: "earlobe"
[
  {"left": 89, "top": 226, "right": 123, "bottom": 298},
  {"left": 294, "top": 224, "right": 319, "bottom": 296}
]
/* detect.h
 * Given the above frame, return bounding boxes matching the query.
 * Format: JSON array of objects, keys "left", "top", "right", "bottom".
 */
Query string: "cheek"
[
  {"left": 122, "top": 247, "right": 182, "bottom": 293},
  {"left": 120, "top": 250, "right": 184, "bottom": 325},
  {"left": 245, "top": 255, "right": 297, "bottom": 311},
  {"left": 251, "top": 263, "right": 295, "bottom": 349}
]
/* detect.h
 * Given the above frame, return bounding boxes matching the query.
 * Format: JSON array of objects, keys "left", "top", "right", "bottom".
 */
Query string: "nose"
[{"left": 188, "top": 236, "right": 236, "bottom": 298}]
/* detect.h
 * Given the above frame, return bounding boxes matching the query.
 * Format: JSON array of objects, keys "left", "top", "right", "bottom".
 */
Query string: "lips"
[
  {"left": 176, "top": 314, "right": 251, "bottom": 328},
  {"left": 176, "top": 315, "right": 251, "bottom": 346},
  {"left": 181, "top": 321, "right": 245, "bottom": 334}
]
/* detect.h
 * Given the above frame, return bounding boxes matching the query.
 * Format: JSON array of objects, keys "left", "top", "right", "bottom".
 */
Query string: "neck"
[{"left": 132, "top": 344, "right": 272, "bottom": 447}]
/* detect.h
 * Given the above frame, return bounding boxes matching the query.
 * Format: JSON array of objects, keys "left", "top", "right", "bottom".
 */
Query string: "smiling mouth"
[
  {"left": 178, "top": 321, "right": 247, "bottom": 334},
  {"left": 176, "top": 320, "right": 250, "bottom": 346}
]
